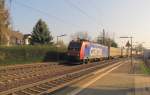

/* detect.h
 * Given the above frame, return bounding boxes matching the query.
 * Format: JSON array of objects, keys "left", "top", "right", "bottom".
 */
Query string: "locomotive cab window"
[{"left": 68, "top": 42, "right": 82, "bottom": 51}]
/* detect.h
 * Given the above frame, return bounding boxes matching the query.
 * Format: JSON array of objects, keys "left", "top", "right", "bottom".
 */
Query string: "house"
[{"left": 24, "top": 34, "right": 31, "bottom": 45}]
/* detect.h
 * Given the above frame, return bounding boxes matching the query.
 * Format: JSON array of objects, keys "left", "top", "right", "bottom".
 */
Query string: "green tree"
[
  {"left": 111, "top": 39, "right": 118, "bottom": 47},
  {"left": 31, "top": 19, "right": 53, "bottom": 45},
  {"left": 126, "top": 41, "right": 131, "bottom": 47}
]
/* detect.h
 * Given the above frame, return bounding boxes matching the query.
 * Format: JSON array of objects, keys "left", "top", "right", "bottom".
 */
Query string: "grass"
[
  {"left": 140, "top": 63, "right": 150, "bottom": 75},
  {"left": 0, "top": 56, "right": 44, "bottom": 66}
]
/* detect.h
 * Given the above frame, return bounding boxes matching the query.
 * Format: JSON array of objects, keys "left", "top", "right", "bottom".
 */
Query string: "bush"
[
  {"left": 140, "top": 63, "right": 150, "bottom": 75},
  {"left": 0, "top": 45, "right": 67, "bottom": 65}
]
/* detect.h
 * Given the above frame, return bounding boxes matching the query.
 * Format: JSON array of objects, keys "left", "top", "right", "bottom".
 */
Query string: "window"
[{"left": 68, "top": 42, "right": 82, "bottom": 51}]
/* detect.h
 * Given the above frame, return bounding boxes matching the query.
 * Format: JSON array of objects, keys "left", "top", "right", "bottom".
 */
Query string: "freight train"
[{"left": 67, "top": 40, "right": 137, "bottom": 64}]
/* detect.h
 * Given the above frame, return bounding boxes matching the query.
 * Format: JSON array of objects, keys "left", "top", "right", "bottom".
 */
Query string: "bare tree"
[
  {"left": 0, "top": 0, "right": 11, "bottom": 46},
  {"left": 71, "top": 31, "right": 91, "bottom": 42}
]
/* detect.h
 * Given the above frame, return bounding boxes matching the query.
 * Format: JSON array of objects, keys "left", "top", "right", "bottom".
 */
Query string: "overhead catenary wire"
[
  {"left": 83, "top": 0, "right": 111, "bottom": 41},
  {"left": 86, "top": 0, "right": 104, "bottom": 26},
  {"left": 64, "top": 0, "right": 99, "bottom": 26},
  {"left": 64, "top": 0, "right": 105, "bottom": 38},
  {"left": 13, "top": 0, "right": 82, "bottom": 29}
]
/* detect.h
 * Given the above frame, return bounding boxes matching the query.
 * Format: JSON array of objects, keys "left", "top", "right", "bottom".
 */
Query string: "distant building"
[
  {"left": 24, "top": 34, "right": 31, "bottom": 45},
  {"left": 10, "top": 31, "right": 24, "bottom": 45}
]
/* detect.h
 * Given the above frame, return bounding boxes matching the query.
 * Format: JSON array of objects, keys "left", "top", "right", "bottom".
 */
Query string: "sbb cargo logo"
[{"left": 90, "top": 47, "right": 102, "bottom": 57}]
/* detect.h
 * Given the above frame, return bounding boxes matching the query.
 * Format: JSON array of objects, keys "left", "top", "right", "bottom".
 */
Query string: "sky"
[{"left": 6, "top": 0, "right": 150, "bottom": 48}]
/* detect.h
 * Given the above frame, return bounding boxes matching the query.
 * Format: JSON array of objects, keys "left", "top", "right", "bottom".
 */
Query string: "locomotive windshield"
[{"left": 68, "top": 41, "right": 82, "bottom": 51}]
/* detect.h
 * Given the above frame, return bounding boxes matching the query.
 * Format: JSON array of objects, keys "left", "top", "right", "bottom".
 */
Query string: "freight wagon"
[
  {"left": 110, "top": 47, "right": 121, "bottom": 58},
  {"left": 121, "top": 48, "right": 127, "bottom": 57},
  {"left": 109, "top": 47, "right": 129, "bottom": 58}
]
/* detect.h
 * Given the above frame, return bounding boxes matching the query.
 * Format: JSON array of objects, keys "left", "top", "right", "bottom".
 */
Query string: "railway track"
[
  {"left": 0, "top": 63, "right": 79, "bottom": 92},
  {"left": 0, "top": 58, "right": 128, "bottom": 95}
]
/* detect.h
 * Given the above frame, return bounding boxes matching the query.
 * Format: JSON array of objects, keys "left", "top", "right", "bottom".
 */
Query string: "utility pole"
[
  {"left": 120, "top": 36, "right": 133, "bottom": 71},
  {"left": 56, "top": 34, "right": 67, "bottom": 63},
  {"left": 108, "top": 38, "right": 111, "bottom": 59},
  {"left": 131, "top": 37, "right": 133, "bottom": 67},
  {"left": 102, "top": 29, "right": 105, "bottom": 45}
]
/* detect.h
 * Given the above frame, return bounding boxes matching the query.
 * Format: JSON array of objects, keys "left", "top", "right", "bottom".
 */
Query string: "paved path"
[
  {"left": 75, "top": 60, "right": 135, "bottom": 95},
  {"left": 52, "top": 59, "right": 150, "bottom": 95}
]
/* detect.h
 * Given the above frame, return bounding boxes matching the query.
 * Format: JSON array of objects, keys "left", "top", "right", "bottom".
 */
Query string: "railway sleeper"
[
  {"left": 50, "top": 81, "right": 62, "bottom": 85},
  {"left": 31, "top": 86, "right": 46, "bottom": 92},
  {"left": 56, "top": 78, "right": 69, "bottom": 83},
  {"left": 41, "top": 83, "right": 54, "bottom": 88},
  {"left": 38, "top": 84, "right": 52, "bottom": 89},
  {"left": 54, "top": 78, "right": 69, "bottom": 83},
  {"left": 14, "top": 91, "right": 31, "bottom": 95},
  {"left": 35, "top": 86, "right": 47, "bottom": 91},
  {"left": 60, "top": 78, "right": 72, "bottom": 83},
  {"left": 46, "top": 82, "right": 58, "bottom": 87},
  {"left": 23, "top": 88, "right": 40, "bottom": 95}
]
